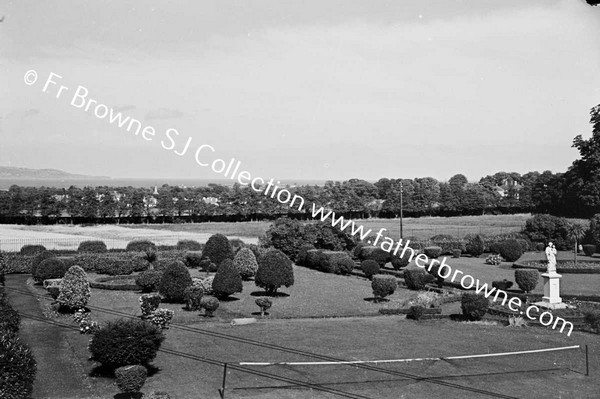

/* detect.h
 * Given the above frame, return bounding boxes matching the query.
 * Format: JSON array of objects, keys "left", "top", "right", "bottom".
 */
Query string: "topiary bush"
[
  {"left": 0, "top": 334, "right": 37, "bottom": 399},
  {"left": 583, "top": 244, "right": 596, "bottom": 257},
  {"left": 212, "top": 259, "right": 243, "bottom": 299},
  {"left": 359, "top": 246, "right": 391, "bottom": 266},
  {"left": 94, "top": 259, "right": 135, "bottom": 276},
  {"left": 255, "top": 249, "right": 294, "bottom": 296},
  {"left": 466, "top": 235, "right": 485, "bottom": 257},
  {"left": 336, "top": 257, "right": 356, "bottom": 275},
  {"left": 201, "top": 234, "right": 234, "bottom": 266},
  {"left": 318, "top": 251, "right": 353, "bottom": 274},
  {"left": 255, "top": 297, "right": 272, "bottom": 316},
  {"left": 57, "top": 266, "right": 91, "bottom": 310},
  {"left": 33, "top": 258, "right": 69, "bottom": 284},
  {"left": 135, "top": 270, "right": 163, "bottom": 293},
  {"left": 77, "top": 240, "right": 107, "bottom": 253},
  {"left": 230, "top": 238, "right": 245, "bottom": 254},
  {"left": 115, "top": 364, "right": 147, "bottom": 395},
  {"left": 425, "top": 263, "right": 445, "bottom": 288},
  {"left": 516, "top": 238, "right": 530, "bottom": 253},
  {"left": 158, "top": 261, "right": 193, "bottom": 303},
  {"left": 461, "top": 293, "right": 489, "bottom": 321},
  {"left": 304, "top": 249, "right": 323, "bottom": 269},
  {"left": 497, "top": 239, "right": 524, "bottom": 262},
  {"left": 183, "top": 286, "right": 204, "bottom": 311},
  {"left": 452, "top": 249, "right": 462, "bottom": 258},
  {"left": 89, "top": 319, "right": 165, "bottom": 369},
  {"left": 360, "top": 259, "right": 380, "bottom": 280},
  {"left": 491, "top": 279, "right": 514, "bottom": 291},
  {"left": 139, "top": 294, "right": 162, "bottom": 319},
  {"left": 126, "top": 240, "right": 157, "bottom": 252},
  {"left": 233, "top": 248, "right": 259, "bottom": 280},
  {"left": 0, "top": 302, "right": 21, "bottom": 335},
  {"left": 423, "top": 246, "right": 442, "bottom": 259},
  {"left": 184, "top": 251, "right": 203, "bottom": 268},
  {"left": 176, "top": 239, "right": 202, "bottom": 251},
  {"left": 295, "top": 244, "right": 316, "bottom": 266},
  {"left": 390, "top": 253, "right": 410, "bottom": 270},
  {"left": 30, "top": 250, "right": 55, "bottom": 276},
  {"left": 200, "top": 296, "right": 219, "bottom": 317},
  {"left": 20, "top": 244, "right": 46, "bottom": 256},
  {"left": 514, "top": 269, "right": 539, "bottom": 293},
  {"left": 371, "top": 275, "right": 397, "bottom": 301},
  {"left": 407, "top": 305, "right": 425, "bottom": 320},
  {"left": 403, "top": 269, "right": 428, "bottom": 290}
]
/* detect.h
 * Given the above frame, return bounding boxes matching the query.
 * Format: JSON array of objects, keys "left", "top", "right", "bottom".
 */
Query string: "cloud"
[{"left": 145, "top": 108, "right": 185, "bottom": 120}]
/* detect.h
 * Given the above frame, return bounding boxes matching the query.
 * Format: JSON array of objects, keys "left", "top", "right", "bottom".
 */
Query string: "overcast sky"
[{"left": 2, "top": 0, "right": 600, "bottom": 182}]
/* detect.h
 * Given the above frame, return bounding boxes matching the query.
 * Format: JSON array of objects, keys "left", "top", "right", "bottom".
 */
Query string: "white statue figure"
[{"left": 545, "top": 242, "right": 557, "bottom": 273}]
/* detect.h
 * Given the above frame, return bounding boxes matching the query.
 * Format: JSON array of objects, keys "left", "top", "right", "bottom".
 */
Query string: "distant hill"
[{"left": 0, "top": 166, "right": 110, "bottom": 179}]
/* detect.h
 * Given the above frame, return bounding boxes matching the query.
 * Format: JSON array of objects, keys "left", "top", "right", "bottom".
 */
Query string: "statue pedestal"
[{"left": 534, "top": 272, "right": 570, "bottom": 310}]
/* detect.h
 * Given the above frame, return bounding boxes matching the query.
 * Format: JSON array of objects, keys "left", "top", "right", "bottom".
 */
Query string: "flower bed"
[
  {"left": 513, "top": 260, "right": 600, "bottom": 274},
  {"left": 89, "top": 275, "right": 141, "bottom": 291}
]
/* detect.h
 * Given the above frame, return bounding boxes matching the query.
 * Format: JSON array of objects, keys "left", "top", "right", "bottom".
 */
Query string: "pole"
[
  {"left": 585, "top": 345, "right": 589, "bottom": 377},
  {"left": 399, "top": 181, "right": 404, "bottom": 240},
  {"left": 219, "top": 363, "right": 228, "bottom": 399}
]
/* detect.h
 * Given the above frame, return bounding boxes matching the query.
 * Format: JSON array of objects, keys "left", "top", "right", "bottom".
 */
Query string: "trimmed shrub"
[
  {"left": 516, "top": 238, "right": 530, "bottom": 252},
  {"left": 0, "top": 334, "right": 37, "bottom": 399},
  {"left": 184, "top": 251, "right": 203, "bottom": 268},
  {"left": 245, "top": 244, "right": 267, "bottom": 264},
  {"left": 234, "top": 248, "right": 259, "bottom": 280},
  {"left": 452, "top": 249, "right": 462, "bottom": 258},
  {"left": 390, "top": 253, "right": 410, "bottom": 270},
  {"left": 497, "top": 239, "right": 524, "bottom": 262},
  {"left": 535, "top": 242, "right": 545, "bottom": 251},
  {"left": 492, "top": 279, "right": 514, "bottom": 291},
  {"left": 140, "top": 294, "right": 162, "bottom": 318},
  {"left": 359, "top": 246, "right": 391, "bottom": 266},
  {"left": 212, "top": 259, "right": 243, "bottom": 299},
  {"left": 423, "top": 246, "right": 442, "bottom": 259},
  {"left": 94, "top": 259, "right": 135, "bottom": 276},
  {"left": 0, "top": 303, "right": 20, "bottom": 334},
  {"left": 514, "top": 269, "right": 539, "bottom": 293},
  {"left": 158, "top": 261, "right": 193, "bottom": 303},
  {"left": 407, "top": 305, "right": 425, "bottom": 320},
  {"left": 77, "top": 240, "right": 107, "bottom": 253},
  {"left": 255, "top": 297, "right": 272, "bottom": 316},
  {"left": 195, "top": 276, "right": 214, "bottom": 296},
  {"left": 466, "top": 235, "right": 485, "bottom": 257},
  {"left": 126, "top": 240, "right": 157, "bottom": 252},
  {"left": 404, "top": 269, "right": 428, "bottom": 290},
  {"left": 305, "top": 249, "right": 322, "bottom": 269},
  {"left": 147, "top": 308, "right": 174, "bottom": 330},
  {"left": 230, "top": 238, "right": 245, "bottom": 253},
  {"left": 136, "top": 270, "right": 163, "bottom": 293},
  {"left": 115, "top": 365, "right": 147, "bottom": 394},
  {"left": 201, "top": 234, "right": 234, "bottom": 266},
  {"left": 425, "top": 263, "right": 445, "bottom": 288},
  {"left": 336, "top": 257, "right": 356, "bottom": 275},
  {"left": 20, "top": 244, "right": 46, "bottom": 256},
  {"left": 352, "top": 242, "right": 367, "bottom": 259},
  {"left": 583, "top": 244, "right": 596, "bottom": 257},
  {"left": 183, "top": 286, "right": 204, "bottom": 311},
  {"left": 176, "top": 239, "right": 202, "bottom": 251},
  {"left": 255, "top": 249, "right": 294, "bottom": 296},
  {"left": 485, "top": 254, "right": 503, "bottom": 265},
  {"left": 430, "top": 239, "right": 466, "bottom": 255},
  {"left": 89, "top": 319, "right": 165, "bottom": 368},
  {"left": 200, "top": 296, "right": 219, "bottom": 317},
  {"left": 319, "top": 251, "right": 353, "bottom": 274},
  {"left": 360, "top": 259, "right": 380, "bottom": 280},
  {"left": 461, "top": 293, "right": 489, "bottom": 321},
  {"left": 295, "top": 244, "right": 316, "bottom": 266},
  {"left": 33, "top": 258, "right": 69, "bottom": 283},
  {"left": 57, "top": 266, "right": 91, "bottom": 310},
  {"left": 371, "top": 275, "right": 397, "bottom": 301},
  {"left": 583, "top": 309, "right": 600, "bottom": 332},
  {"left": 31, "top": 250, "right": 56, "bottom": 275}
]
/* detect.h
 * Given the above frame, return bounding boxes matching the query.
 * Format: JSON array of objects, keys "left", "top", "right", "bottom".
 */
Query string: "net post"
[
  {"left": 218, "top": 362, "right": 228, "bottom": 399},
  {"left": 585, "top": 345, "right": 589, "bottom": 377}
]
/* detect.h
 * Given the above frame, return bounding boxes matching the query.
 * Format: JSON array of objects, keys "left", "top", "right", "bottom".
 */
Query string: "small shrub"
[
  {"left": 34, "top": 258, "right": 69, "bottom": 283},
  {"left": 195, "top": 276, "right": 214, "bottom": 296},
  {"left": 126, "top": 240, "right": 157, "bottom": 252},
  {"left": 583, "top": 244, "right": 596, "bottom": 257},
  {"left": 212, "top": 259, "right": 243, "bottom": 299},
  {"left": 407, "top": 305, "right": 425, "bottom": 320},
  {"left": 0, "top": 334, "right": 37, "bottom": 399},
  {"left": 497, "top": 239, "right": 524, "bottom": 262},
  {"left": 319, "top": 251, "right": 354, "bottom": 274},
  {"left": 255, "top": 297, "right": 272, "bottom": 316},
  {"left": 491, "top": 279, "right": 514, "bottom": 291},
  {"left": 0, "top": 303, "right": 20, "bottom": 334},
  {"left": 535, "top": 242, "right": 545, "bottom": 251},
  {"left": 20, "top": 244, "right": 46, "bottom": 256},
  {"left": 115, "top": 365, "right": 147, "bottom": 395},
  {"left": 304, "top": 249, "right": 322, "bottom": 269},
  {"left": 77, "top": 240, "right": 107, "bottom": 253},
  {"left": 425, "top": 263, "right": 445, "bottom": 288},
  {"left": 508, "top": 315, "right": 528, "bottom": 328},
  {"left": 461, "top": 293, "right": 489, "bottom": 321},
  {"left": 89, "top": 319, "right": 165, "bottom": 368},
  {"left": 145, "top": 392, "right": 172, "bottom": 399},
  {"left": 139, "top": 294, "right": 162, "bottom": 318},
  {"left": 336, "top": 257, "right": 356, "bottom": 275},
  {"left": 184, "top": 251, "right": 203, "bottom": 268},
  {"left": 403, "top": 269, "right": 428, "bottom": 290},
  {"left": 47, "top": 286, "right": 60, "bottom": 299},
  {"left": 295, "top": 244, "right": 316, "bottom": 266},
  {"left": 72, "top": 310, "right": 100, "bottom": 335},
  {"left": 423, "top": 246, "right": 442, "bottom": 259},
  {"left": 409, "top": 291, "right": 441, "bottom": 308},
  {"left": 183, "top": 286, "right": 204, "bottom": 311},
  {"left": 255, "top": 249, "right": 294, "bottom": 296},
  {"left": 230, "top": 238, "right": 245, "bottom": 253},
  {"left": 200, "top": 296, "right": 219, "bottom": 317},
  {"left": 485, "top": 254, "right": 503, "bottom": 265},
  {"left": 360, "top": 246, "right": 391, "bottom": 266},
  {"left": 31, "top": 250, "right": 56, "bottom": 277},
  {"left": 201, "top": 234, "right": 234, "bottom": 266},
  {"left": 176, "top": 239, "right": 202, "bottom": 251},
  {"left": 147, "top": 308, "right": 174, "bottom": 330},
  {"left": 514, "top": 269, "right": 539, "bottom": 293},
  {"left": 360, "top": 259, "right": 380, "bottom": 280},
  {"left": 94, "top": 260, "right": 135, "bottom": 276},
  {"left": 516, "top": 238, "right": 530, "bottom": 252},
  {"left": 466, "top": 235, "right": 485, "bottom": 257},
  {"left": 371, "top": 275, "right": 397, "bottom": 301},
  {"left": 57, "top": 266, "right": 91, "bottom": 310},
  {"left": 390, "top": 253, "right": 410, "bottom": 270},
  {"left": 135, "top": 270, "right": 163, "bottom": 293},
  {"left": 452, "top": 249, "right": 462, "bottom": 258},
  {"left": 583, "top": 309, "right": 600, "bottom": 332},
  {"left": 158, "top": 261, "right": 193, "bottom": 303},
  {"left": 233, "top": 248, "right": 259, "bottom": 280}
]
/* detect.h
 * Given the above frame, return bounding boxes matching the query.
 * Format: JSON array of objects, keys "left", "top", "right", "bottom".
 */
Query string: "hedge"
[
  {"left": 583, "top": 244, "right": 596, "bottom": 257},
  {"left": 318, "top": 251, "right": 354, "bottom": 274},
  {"left": 176, "top": 240, "right": 203, "bottom": 251},
  {"left": 126, "top": 240, "right": 157, "bottom": 252},
  {"left": 77, "top": 240, "right": 108, "bottom": 253},
  {"left": 371, "top": 275, "right": 397, "bottom": 301},
  {"left": 403, "top": 269, "right": 429, "bottom": 290},
  {"left": 358, "top": 246, "right": 391, "bottom": 266},
  {"left": 20, "top": 245, "right": 46, "bottom": 256},
  {"left": 461, "top": 293, "right": 489, "bottom": 321}
]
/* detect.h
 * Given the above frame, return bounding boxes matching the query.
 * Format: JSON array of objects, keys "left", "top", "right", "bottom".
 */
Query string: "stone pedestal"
[{"left": 534, "top": 272, "right": 570, "bottom": 310}]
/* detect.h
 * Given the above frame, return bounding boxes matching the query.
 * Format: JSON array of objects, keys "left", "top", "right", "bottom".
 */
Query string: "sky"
[{"left": 1, "top": 0, "right": 600, "bottom": 182}]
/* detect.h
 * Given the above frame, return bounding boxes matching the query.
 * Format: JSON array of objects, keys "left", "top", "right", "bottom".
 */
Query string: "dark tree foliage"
[
  {"left": 158, "top": 261, "right": 193, "bottom": 303},
  {"left": 255, "top": 249, "right": 294, "bottom": 295},
  {"left": 201, "top": 234, "right": 234, "bottom": 266},
  {"left": 212, "top": 259, "right": 243, "bottom": 299}
]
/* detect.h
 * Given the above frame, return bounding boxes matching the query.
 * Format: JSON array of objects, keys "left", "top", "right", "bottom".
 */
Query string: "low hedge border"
[
  {"left": 379, "top": 307, "right": 442, "bottom": 315},
  {"left": 513, "top": 261, "right": 600, "bottom": 274},
  {"left": 89, "top": 275, "right": 141, "bottom": 291}
]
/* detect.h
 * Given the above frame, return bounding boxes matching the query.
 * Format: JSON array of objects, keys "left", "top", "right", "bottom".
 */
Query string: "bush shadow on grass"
[
  {"left": 363, "top": 297, "right": 389, "bottom": 303},
  {"left": 449, "top": 314, "right": 469, "bottom": 322},
  {"left": 114, "top": 393, "right": 143, "bottom": 399},
  {"left": 250, "top": 291, "right": 290, "bottom": 298},
  {"left": 216, "top": 296, "right": 240, "bottom": 303},
  {"left": 251, "top": 311, "right": 270, "bottom": 316},
  {"left": 90, "top": 364, "right": 160, "bottom": 378}
]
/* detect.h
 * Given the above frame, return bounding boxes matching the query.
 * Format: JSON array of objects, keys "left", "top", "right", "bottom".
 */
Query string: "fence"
[{"left": 0, "top": 238, "right": 131, "bottom": 253}]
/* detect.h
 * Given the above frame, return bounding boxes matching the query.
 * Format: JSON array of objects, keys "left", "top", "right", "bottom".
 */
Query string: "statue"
[{"left": 545, "top": 242, "right": 557, "bottom": 273}]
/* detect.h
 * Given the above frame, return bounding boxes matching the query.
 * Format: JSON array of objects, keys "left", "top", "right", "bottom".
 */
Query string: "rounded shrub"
[
  {"left": 140, "top": 294, "right": 162, "bottom": 318},
  {"left": 466, "top": 235, "right": 485, "bottom": 257},
  {"left": 89, "top": 319, "right": 165, "bottom": 368},
  {"left": 158, "top": 261, "right": 193, "bottom": 303},
  {"left": 255, "top": 249, "right": 294, "bottom": 296},
  {"left": 407, "top": 305, "right": 425, "bottom": 320},
  {"left": 230, "top": 238, "right": 245, "bottom": 253},
  {"left": 423, "top": 246, "right": 442, "bottom": 259},
  {"left": 491, "top": 279, "right": 514, "bottom": 291},
  {"left": 425, "top": 263, "right": 445, "bottom": 288},
  {"left": 583, "top": 244, "right": 596, "bottom": 257},
  {"left": 212, "top": 259, "right": 243, "bottom": 299},
  {"left": 31, "top": 250, "right": 56, "bottom": 277},
  {"left": 184, "top": 251, "right": 203, "bottom": 268},
  {"left": 371, "top": 275, "right": 397, "bottom": 301},
  {"left": 295, "top": 244, "right": 316, "bottom": 266},
  {"left": 360, "top": 259, "right": 380, "bottom": 280},
  {"left": 255, "top": 297, "right": 272, "bottom": 316},
  {"left": 200, "top": 296, "right": 219, "bottom": 317},
  {"left": 183, "top": 286, "right": 204, "bottom": 311},
  {"left": 136, "top": 270, "right": 163, "bottom": 293},
  {"left": 497, "top": 239, "right": 524, "bottom": 262},
  {"left": 57, "top": 266, "right": 91, "bottom": 310},
  {"left": 233, "top": 248, "right": 259, "bottom": 280},
  {"left": 305, "top": 249, "right": 322, "bottom": 269},
  {"left": 514, "top": 269, "right": 539, "bottom": 293},
  {"left": 33, "top": 258, "right": 69, "bottom": 283},
  {"left": 452, "top": 249, "right": 462, "bottom": 258},
  {"left": 126, "top": 240, "right": 157, "bottom": 252},
  {"left": 77, "top": 240, "right": 107, "bottom": 253},
  {"left": 461, "top": 293, "right": 489, "bottom": 321},
  {"left": 115, "top": 365, "right": 147, "bottom": 395},
  {"left": 336, "top": 257, "right": 356, "bottom": 275},
  {"left": 403, "top": 269, "right": 428, "bottom": 290},
  {"left": 201, "top": 234, "right": 234, "bottom": 266},
  {"left": 0, "top": 303, "right": 21, "bottom": 334},
  {"left": 0, "top": 334, "right": 37, "bottom": 399},
  {"left": 390, "top": 253, "right": 410, "bottom": 270},
  {"left": 360, "top": 247, "right": 391, "bottom": 266},
  {"left": 20, "top": 244, "right": 46, "bottom": 256},
  {"left": 176, "top": 239, "right": 202, "bottom": 251},
  {"left": 516, "top": 238, "right": 530, "bottom": 253}
]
